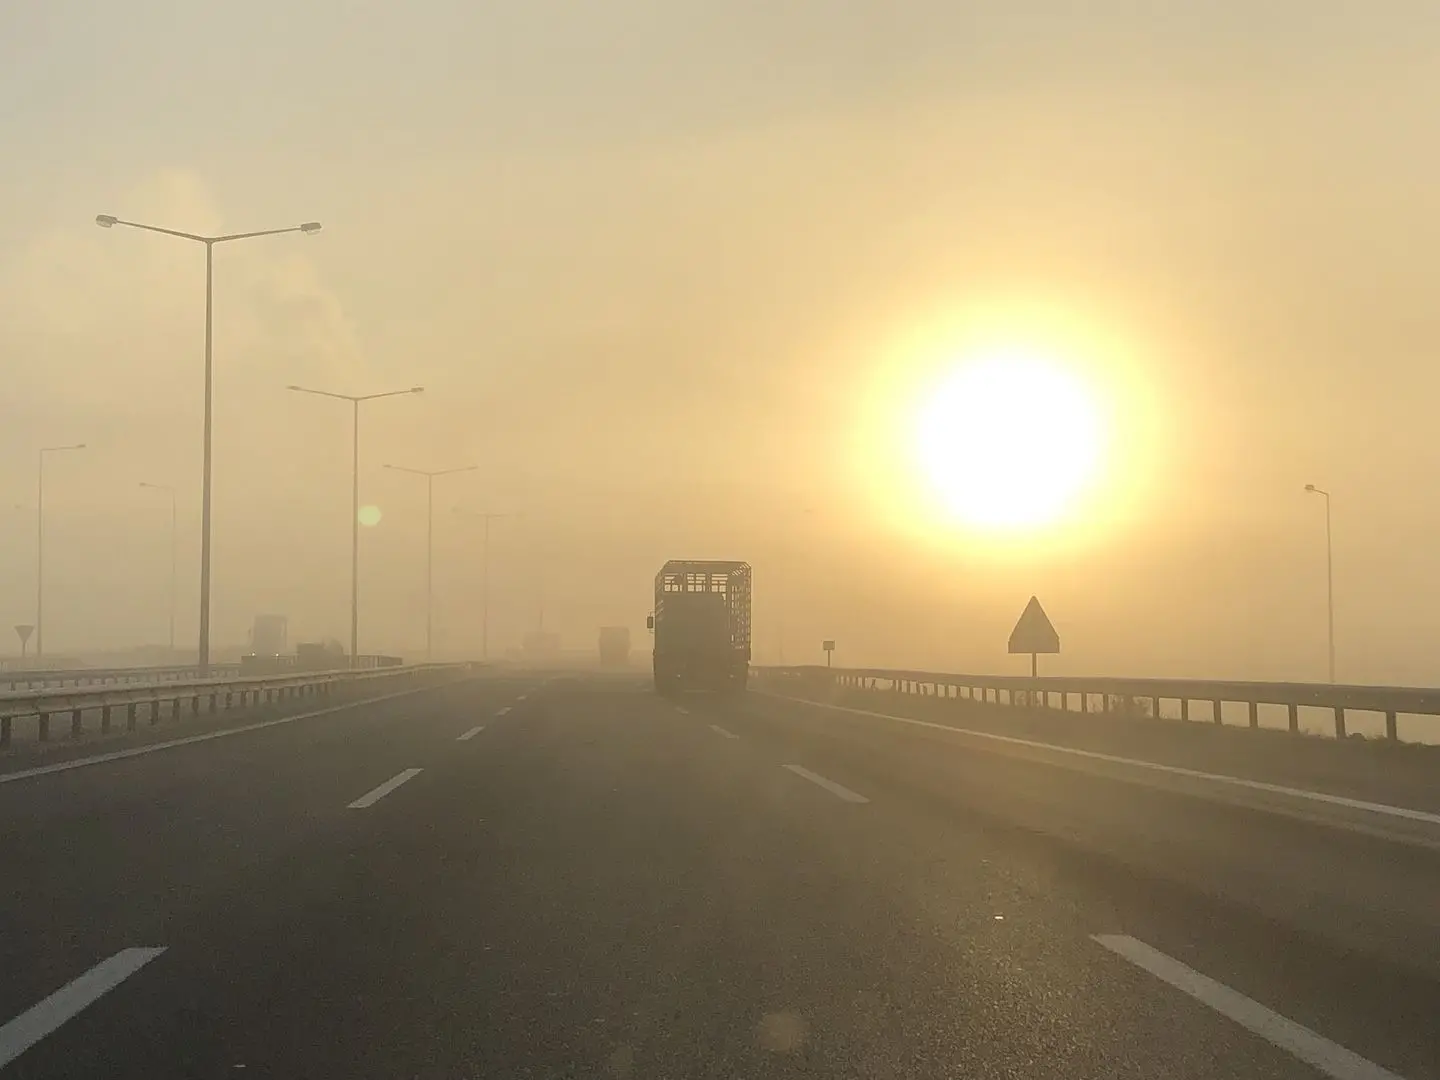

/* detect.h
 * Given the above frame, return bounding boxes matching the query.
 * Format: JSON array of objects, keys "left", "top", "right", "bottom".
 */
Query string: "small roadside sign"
[
  {"left": 14, "top": 624, "right": 33, "bottom": 658},
  {"left": 1007, "top": 597, "right": 1059, "bottom": 676},
  {"left": 822, "top": 640, "right": 835, "bottom": 667}
]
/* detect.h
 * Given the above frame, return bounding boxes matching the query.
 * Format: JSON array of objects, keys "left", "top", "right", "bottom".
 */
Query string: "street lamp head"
[
  {"left": 95, "top": 215, "right": 117, "bottom": 228},
  {"left": 409, "top": 386, "right": 425, "bottom": 394},
  {"left": 1304, "top": 484, "right": 1316, "bottom": 492},
  {"left": 299, "top": 221, "right": 322, "bottom": 234}
]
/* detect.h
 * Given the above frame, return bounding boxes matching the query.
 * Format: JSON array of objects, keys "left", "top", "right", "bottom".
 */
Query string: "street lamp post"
[
  {"left": 288, "top": 385, "right": 425, "bottom": 664},
  {"left": 36, "top": 444, "right": 86, "bottom": 660},
  {"left": 1304, "top": 484, "right": 1335, "bottom": 683},
  {"left": 454, "top": 509, "right": 511, "bottom": 661},
  {"left": 97, "top": 213, "right": 321, "bottom": 672},
  {"left": 139, "top": 482, "right": 178, "bottom": 655},
  {"left": 383, "top": 464, "right": 477, "bottom": 659}
]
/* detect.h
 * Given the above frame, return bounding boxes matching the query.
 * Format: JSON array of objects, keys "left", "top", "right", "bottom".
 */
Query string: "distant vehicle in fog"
[
  {"left": 648, "top": 560, "right": 751, "bottom": 696},
  {"left": 598, "top": 626, "right": 631, "bottom": 668},
  {"left": 250, "top": 614, "right": 288, "bottom": 656}
]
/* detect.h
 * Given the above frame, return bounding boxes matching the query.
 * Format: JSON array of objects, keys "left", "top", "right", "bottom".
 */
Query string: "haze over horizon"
[{"left": 4, "top": 3, "right": 1440, "bottom": 683}]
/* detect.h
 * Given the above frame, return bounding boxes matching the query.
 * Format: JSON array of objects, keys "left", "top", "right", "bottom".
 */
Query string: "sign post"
[
  {"left": 14, "top": 624, "right": 33, "bottom": 662},
  {"left": 822, "top": 639, "right": 835, "bottom": 668},
  {"left": 1007, "top": 597, "right": 1059, "bottom": 683}
]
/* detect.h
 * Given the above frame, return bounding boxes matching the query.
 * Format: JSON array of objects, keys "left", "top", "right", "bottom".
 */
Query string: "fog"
[{"left": 4, "top": 3, "right": 1440, "bottom": 681}]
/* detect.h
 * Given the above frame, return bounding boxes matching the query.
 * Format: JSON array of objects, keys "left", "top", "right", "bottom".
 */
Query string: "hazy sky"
[{"left": 4, "top": 2, "right": 1440, "bottom": 681}]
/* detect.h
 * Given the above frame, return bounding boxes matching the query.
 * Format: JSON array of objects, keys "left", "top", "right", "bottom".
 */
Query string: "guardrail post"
[
  {"left": 0, "top": 717, "right": 9, "bottom": 747},
  {"left": 70, "top": 708, "right": 82, "bottom": 737},
  {"left": 101, "top": 705, "right": 112, "bottom": 734},
  {"left": 1333, "top": 707, "right": 1346, "bottom": 740},
  {"left": 1212, "top": 700, "right": 1223, "bottom": 726},
  {"left": 1287, "top": 703, "right": 1299, "bottom": 733},
  {"left": 1180, "top": 699, "right": 1190, "bottom": 723},
  {"left": 191, "top": 695, "right": 200, "bottom": 716},
  {"left": 1079, "top": 692, "right": 1088, "bottom": 714},
  {"left": 127, "top": 703, "right": 138, "bottom": 731},
  {"left": 170, "top": 699, "right": 181, "bottom": 721},
  {"left": 1248, "top": 701, "right": 1259, "bottom": 729},
  {"left": 208, "top": 693, "right": 218, "bottom": 713},
  {"left": 1385, "top": 711, "right": 1398, "bottom": 741},
  {"left": 38, "top": 712, "right": 49, "bottom": 741},
  {"left": 150, "top": 700, "right": 160, "bottom": 725}
]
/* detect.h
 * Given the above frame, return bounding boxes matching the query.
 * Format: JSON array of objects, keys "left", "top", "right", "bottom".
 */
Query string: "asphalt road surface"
[{"left": 1, "top": 672, "right": 1436, "bottom": 1078}]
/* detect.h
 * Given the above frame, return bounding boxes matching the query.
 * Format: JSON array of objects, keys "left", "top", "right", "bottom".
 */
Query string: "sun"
[
  {"left": 913, "top": 348, "right": 1104, "bottom": 531},
  {"left": 357, "top": 504, "right": 383, "bottom": 527}
]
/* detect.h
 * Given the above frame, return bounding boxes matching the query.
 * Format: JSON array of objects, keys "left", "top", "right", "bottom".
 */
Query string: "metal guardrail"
[
  {"left": 756, "top": 665, "right": 1440, "bottom": 742},
  {"left": 0, "top": 664, "right": 241, "bottom": 692},
  {"left": 1, "top": 655, "right": 406, "bottom": 691},
  {"left": 0, "top": 662, "right": 473, "bottom": 748}
]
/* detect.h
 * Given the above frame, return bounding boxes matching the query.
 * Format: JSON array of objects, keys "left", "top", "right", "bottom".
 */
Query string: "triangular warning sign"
[{"left": 1008, "top": 597, "right": 1059, "bottom": 655}]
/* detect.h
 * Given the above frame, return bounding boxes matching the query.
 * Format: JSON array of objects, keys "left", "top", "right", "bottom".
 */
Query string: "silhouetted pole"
[
  {"left": 455, "top": 508, "right": 510, "bottom": 661},
  {"left": 384, "top": 464, "right": 477, "bottom": 659},
  {"left": 288, "top": 385, "right": 425, "bottom": 664},
  {"left": 36, "top": 444, "right": 86, "bottom": 659},
  {"left": 97, "top": 214, "right": 321, "bottom": 671},
  {"left": 1304, "top": 484, "right": 1336, "bottom": 683}
]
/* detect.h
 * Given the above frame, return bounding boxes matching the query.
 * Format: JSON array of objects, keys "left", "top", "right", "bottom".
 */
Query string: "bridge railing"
[
  {"left": 754, "top": 665, "right": 1440, "bottom": 743},
  {"left": 0, "top": 662, "right": 474, "bottom": 748}
]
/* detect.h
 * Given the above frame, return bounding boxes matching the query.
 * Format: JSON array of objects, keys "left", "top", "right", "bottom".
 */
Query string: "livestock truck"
[
  {"left": 598, "top": 626, "right": 631, "bottom": 668},
  {"left": 647, "top": 560, "right": 751, "bottom": 696}
]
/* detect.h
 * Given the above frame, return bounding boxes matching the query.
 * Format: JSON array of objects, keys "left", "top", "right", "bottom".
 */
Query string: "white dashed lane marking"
[
  {"left": 347, "top": 768, "right": 424, "bottom": 809},
  {"left": 781, "top": 764, "right": 869, "bottom": 804},
  {"left": 0, "top": 948, "right": 167, "bottom": 1070}
]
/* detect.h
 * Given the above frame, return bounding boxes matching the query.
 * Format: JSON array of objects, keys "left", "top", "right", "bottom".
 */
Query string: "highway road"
[{"left": 0, "top": 671, "right": 1436, "bottom": 1078}]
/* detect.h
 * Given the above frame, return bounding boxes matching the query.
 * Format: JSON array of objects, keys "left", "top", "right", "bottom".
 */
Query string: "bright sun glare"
[
  {"left": 358, "top": 504, "right": 383, "bottom": 528},
  {"left": 914, "top": 349, "right": 1104, "bottom": 531}
]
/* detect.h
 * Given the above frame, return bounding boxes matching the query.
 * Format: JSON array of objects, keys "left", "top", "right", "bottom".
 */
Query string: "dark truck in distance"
[
  {"left": 598, "top": 626, "right": 631, "bottom": 668},
  {"left": 647, "top": 560, "right": 752, "bottom": 696}
]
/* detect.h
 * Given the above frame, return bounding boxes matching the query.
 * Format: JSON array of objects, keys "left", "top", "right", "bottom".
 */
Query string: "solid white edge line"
[
  {"left": 759, "top": 692, "right": 1440, "bottom": 828},
  {"left": 457, "top": 725, "right": 485, "bottom": 741},
  {"left": 782, "top": 764, "right": 870, "bottom": 803},
  {"left": 0, "top": 681, "right": 452, "bottom": 787},
  {"left": 709, "top": 724, "right": 740, "bottom": 740},
  {"left": 347, "top": 768, "right": 424, "bottom": 809},
  {"left": 0, "top": 947, "right": 167, "bottom": 1070},
  {"left": 1092, "top": 935, "right": 1406, "bottom": 1080}
]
